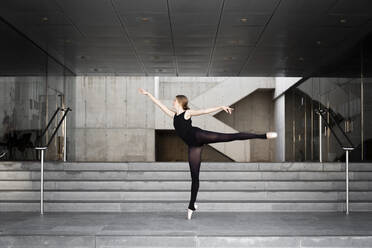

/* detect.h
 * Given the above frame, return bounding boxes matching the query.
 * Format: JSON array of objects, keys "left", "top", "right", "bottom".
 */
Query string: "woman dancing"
[{"left": 138, "top": 88, "right": 277, "bottom": 219}]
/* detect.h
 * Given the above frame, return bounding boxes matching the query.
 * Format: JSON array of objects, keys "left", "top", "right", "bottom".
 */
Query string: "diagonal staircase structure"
[{"left": 157, "top": 77, "right": 276, "bottom": 162}]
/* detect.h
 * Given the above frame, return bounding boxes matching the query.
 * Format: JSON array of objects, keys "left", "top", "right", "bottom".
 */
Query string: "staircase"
[{"left": 1, "top": 161, "right": 371, "bottom": 212}]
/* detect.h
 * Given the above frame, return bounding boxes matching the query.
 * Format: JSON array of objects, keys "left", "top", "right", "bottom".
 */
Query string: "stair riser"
[
  {"left": 1, "top": 191, "right": 371, "bottom": 201},
  {"left": 1, "top": 171, "right": 372, "bottom": 180},
  {"left": 1, "top": 162, "right": 371, "bottom": 172},
  {"left": 2, "top": 181, "right": 371, "bottom": 190},
  {"left": 1, "top": 202, "right": 371, "bottom": 212}
]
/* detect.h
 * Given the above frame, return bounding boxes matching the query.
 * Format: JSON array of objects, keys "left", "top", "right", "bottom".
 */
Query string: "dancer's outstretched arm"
[
  {"left": 138, "top": 88, "right": 175, "bottom": 118},
  {"left": 187, "top": 105, "right": 234, "bottom": 117}
]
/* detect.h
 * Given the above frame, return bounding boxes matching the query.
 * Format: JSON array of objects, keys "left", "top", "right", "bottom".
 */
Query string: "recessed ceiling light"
[
  {"left": 231, "top": 40, "right": 244, "bottom": 45},
  {"left": 42, "top": 17, "right": 48, "bottom": 22},
  {"left": 340, "top": 18, "right": 347, "bottom": 24},
  {"left": 316, "top": 41, "right": 321, "bottom": 45},
  {"left": 240, "top": 17, "right": 249, "bottom": 23},
  {"left": 140, "top": 17, "right": 151, "bottom": 23}
]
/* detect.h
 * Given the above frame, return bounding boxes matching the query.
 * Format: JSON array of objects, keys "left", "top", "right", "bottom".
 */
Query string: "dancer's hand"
[
  {"left": 138, "top": 88, "right": 149, "bottom": 95},
  {"left": 221, "top": 106, "right": 234, "bottom": 114}
]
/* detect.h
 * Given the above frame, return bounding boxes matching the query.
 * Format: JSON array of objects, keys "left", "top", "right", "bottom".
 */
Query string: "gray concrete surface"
[
  {"left": 1, "top": 162, "right": 372, "bottom": 213},
  {"left": 1, "top": 212, "right": 372, "bottom": 247}
]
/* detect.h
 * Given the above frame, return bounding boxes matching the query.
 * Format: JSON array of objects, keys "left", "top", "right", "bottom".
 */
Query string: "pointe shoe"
[
  {"left": 187, "top": 204, "right": 197, "bottom": 220},
  {"left": 187, "top": 203, "right": 198, "bottom": 220},
  {"left": 187, "top": 208, "right": 194, "bottom": 220},
  {"left": 266, "top": 132, "right": 277, "bottom": 139}
]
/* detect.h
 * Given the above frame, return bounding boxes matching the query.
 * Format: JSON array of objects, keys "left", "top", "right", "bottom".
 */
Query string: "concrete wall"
[
  {"left": 68, "top": 76, "right": 155, "bottom": 161},
  {"left": 64, "top": 76, "right": 284, "bottom": 162}
]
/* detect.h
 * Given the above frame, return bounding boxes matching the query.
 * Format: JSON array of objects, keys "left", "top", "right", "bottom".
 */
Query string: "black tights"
[{"left": 187, "top": 129, "right": 267, "bottom": 210}]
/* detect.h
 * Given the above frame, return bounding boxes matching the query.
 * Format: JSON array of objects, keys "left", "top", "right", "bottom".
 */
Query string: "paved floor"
[{"left": 1, "top": 211, "right": 372, "bottom": 237}]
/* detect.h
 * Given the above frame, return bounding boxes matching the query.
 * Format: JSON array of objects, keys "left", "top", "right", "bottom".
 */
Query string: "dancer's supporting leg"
[
  {"left": 194, "top": 128, "right": 267, "bottom": 146},
  {"left": 187, "top": 145, "right": 203, "bottom": 211}
]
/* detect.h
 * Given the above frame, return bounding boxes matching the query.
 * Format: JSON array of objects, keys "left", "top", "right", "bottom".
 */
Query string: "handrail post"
[
  {"left": 319, "top": 111, "right": 322, "bottom": 163},
  {"left": 62, "top": 108, "right": 68, "bottom": 162},
  {"left": 343, "top": 147, "right": 354, "bottom": 215},
  {"left": 346, "top": 149, "right": 349, "bottom": 215},
  {"left": 315, "top": 109, "right": 323, "bottom": 162},
  {"left": 35, "top": 147, "right": 47, "bottom": 214}
]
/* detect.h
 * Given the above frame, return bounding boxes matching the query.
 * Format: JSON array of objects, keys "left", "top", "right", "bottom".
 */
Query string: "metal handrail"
[
  {"left": 46, "top": 108, "right": 71, "bottom": 147},
  {"left": 315, "top": 107, "right": 355, "bottom": 215},
  {"left": 35, "top": 107, "right": 61, "bottom": 147},
  {"left": 34, "top": 107, "right": 72, "bottom": 214}
]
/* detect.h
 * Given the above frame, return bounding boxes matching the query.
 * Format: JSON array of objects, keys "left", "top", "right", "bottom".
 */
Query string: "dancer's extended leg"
[
  {"left": 187, "top": 145, "right": 203, "bottom": 211},
  {"left": 194, "top": 128, "right": 267, "bottom": 146}
]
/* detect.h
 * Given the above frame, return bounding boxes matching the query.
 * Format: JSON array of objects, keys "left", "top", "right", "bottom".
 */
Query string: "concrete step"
[
  {"left": 1, "top": 162, "right": 371, "bottom": 172},
  {"left": 1, "top": 190, "right": 372, "bottom": 201},
  {"left": 1, "top": 162, "right": 371, "bottom": 213},
  {"left": 1, "top": 201, "right": 372, "bottom": 212},
  {"left": 1, "top": 180, "right": 371, "bottom": 190},
  {"left": 1, "top": 170, "right": 372, "bottom": 180}
]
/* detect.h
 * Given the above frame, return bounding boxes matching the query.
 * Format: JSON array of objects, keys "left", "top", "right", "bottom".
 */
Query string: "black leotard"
[{"left": 173, "top": 111, "right": 202, "bottom": 147}]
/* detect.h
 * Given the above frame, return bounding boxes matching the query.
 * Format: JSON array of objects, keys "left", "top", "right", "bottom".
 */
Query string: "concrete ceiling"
[{"left": 1, "top": 0, "right": 372, "bottom": 77}]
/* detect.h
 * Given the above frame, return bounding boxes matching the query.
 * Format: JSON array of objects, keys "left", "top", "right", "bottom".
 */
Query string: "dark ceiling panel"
[
  {"left": 1, "top": 0, "right": 372, "bottom": 76},
  {"left": 173, "top": 13, "right": 220, "bottom": 26},
  {"left": 78, "top": 26, "right": 123, "bottom": 38},
  {"left": 171, "top": 0, "right": 222, "bottom": 13},
  {"left": 177, "top": 55, "right": 210, "bottom": 62},
  {"left": 221, "top": 13, "right": 270, "bottom": 27},
  {"left": 55, "top": 0, "right": 119, "bottom": 26},
  {"left": 224, "top": 0, "right": 279, "bottom": 13},
  {"left": 175, "top": 46, "right": 211, "bottom": 55},
  {"left": 112, "top": 0, "right": 168, "bottom": 13},
  {"left": 1, "top": 0, "right": 59, "bottom": 12},
  {"left": 213, "top": 46, "right": 253, "bottom": 58},
  {"left": 277, "top": 0, "right": 337, "bottom": 14},
  {"left": 69, "top": 37, "right": 132, "bottom": 47},
  {"left": 121, "top": 13, "right": 170, "bottom": 26},
  {"left": 173, "top": 25, "right": 216, "bottom": 37},
  {"left": 174, "top": 37, "right": 214, "bottom": 47},
  {"left": 10, "top": 12, "right": 70, "bottom": 26},
  {"left": 329, "top": 0, "right": 372, "bottom": 16}
]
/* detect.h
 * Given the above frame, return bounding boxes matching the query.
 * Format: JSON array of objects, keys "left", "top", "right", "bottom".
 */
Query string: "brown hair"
[{"left": 175, "top": 95, "right": 190, "bottom": 110}]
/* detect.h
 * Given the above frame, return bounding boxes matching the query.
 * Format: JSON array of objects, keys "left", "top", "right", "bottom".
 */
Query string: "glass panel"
[
  {"left": 0, "top": 18, "right": 73, "bottom": 161},
  {"left": 364, "top": 78, "right": 372, "bottom": 161}
]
